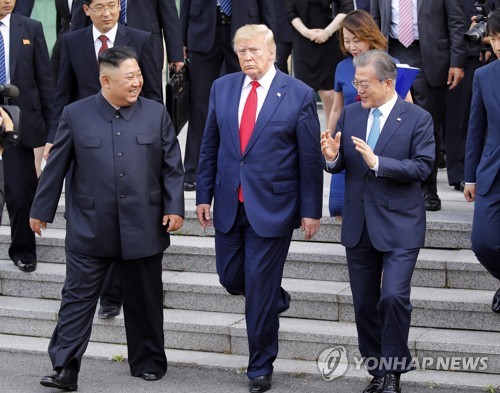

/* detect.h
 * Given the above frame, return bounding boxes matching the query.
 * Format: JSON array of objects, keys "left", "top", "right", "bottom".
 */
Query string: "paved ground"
[{"left": 0, "top": 351, "right": 489, "bottom": 393}]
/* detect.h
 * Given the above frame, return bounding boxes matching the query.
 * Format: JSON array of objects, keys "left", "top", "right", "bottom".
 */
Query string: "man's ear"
[{"left": 100, "top": 74, "right": 110, "bottom": 89}]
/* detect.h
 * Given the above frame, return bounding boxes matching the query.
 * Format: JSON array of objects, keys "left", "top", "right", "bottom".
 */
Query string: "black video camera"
[
  {"left": 464, "top": 0, "right": 492, "bottom": 46},
  {"left": 0, "top": 83, "right": 21, "bottom": 149}
]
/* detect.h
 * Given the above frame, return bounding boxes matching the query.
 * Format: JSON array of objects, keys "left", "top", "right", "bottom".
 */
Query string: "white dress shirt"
[{"left": 92, "top": 23, "right": 118, "bottom": 60}]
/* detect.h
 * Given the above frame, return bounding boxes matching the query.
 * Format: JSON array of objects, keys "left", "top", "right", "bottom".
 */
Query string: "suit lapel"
[
  {"left": 242, "top": 69, "right": 286, "bottom": 157},
  {"left": 374, "top": 97, "right": 406, "bottom": 154},
  {"left": 115, "top": 25, "right": 130, "bottom": 46},
  {"left": 228, "top": 73, "right": 246, "bottom": 155},
  {"left": 8, "top": 15, "right": 23, "bottom": 82},
  {"left": 81, "top": 26, "right": 99, "bottom": 76}
]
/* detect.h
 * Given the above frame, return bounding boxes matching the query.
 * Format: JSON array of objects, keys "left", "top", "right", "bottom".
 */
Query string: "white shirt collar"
[
  {"left": 371, "top": 92, "right": 398, "bottom": 118},
  {"left": 242, "top": 65, "right": 277, "bottom": 91},
  {"left": 0, "top": 13, "right": 11, "bottom": 28},
  {"left": 92, "top": 23, "right": 118, "bottom": 44}
]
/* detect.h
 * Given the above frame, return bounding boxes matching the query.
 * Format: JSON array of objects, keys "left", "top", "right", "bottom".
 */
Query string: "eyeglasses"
[
  {"left": 88, "top": 2, "right": 119, "bottom": 14},
  {"left": 351, "top": 80, "right": 382, "bottom": 91}
]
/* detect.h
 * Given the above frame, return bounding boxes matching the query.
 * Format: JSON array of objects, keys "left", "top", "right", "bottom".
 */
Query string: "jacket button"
[
  {"left": 118, "top": 173, "right": 124, "bottom": 179},
  {"left": 364, "top": 178, "right": 368, "bottom": 183},
  {"left": 240, "top": 161, "right": 244, "bottom": 166},
  {"left": 116, "top": 131, "right": 122, "bottom": 136},
  {"left": 117, "top": 152, "right": 123, "bottom": 157},
  {"left": 120, "top": 195, "right": 125, "bottom": 199}
]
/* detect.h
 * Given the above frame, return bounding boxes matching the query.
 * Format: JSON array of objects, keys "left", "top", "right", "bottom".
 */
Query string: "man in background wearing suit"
[
  {"left": 196, "top": 25, "right": 323, "bottom": 393},
  {"left": 30, "top": 46, "right": 185, "bottom": 390},
  {"left": 371, "top": 0, "right": 467, "bottom": 211},
  {"left": 464, "top": 9, "right": 500, "bottom": 314},
  {"left": 180, "top": 0, "right": 276, "bottom": 192},
  {"left": 13, "top": 0, "right": 33, "bottom": 16},
  {"left": 44, "top": 0, "right": 163, "bottom": 320},
  {"left": 71, "top": 0, "right": 185, "bottom": 74},
  {"left": 51, "top": 0, "right": 75, "bottom": 77},
  {"left": 0, "top": 0, "right": 54, "bottom": 273},
  {"left": 322, "top": 50, "right": 434, "bottom": 393}
]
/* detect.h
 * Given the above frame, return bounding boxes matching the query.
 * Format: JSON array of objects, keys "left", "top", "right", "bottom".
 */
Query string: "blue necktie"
[
  {"left": 220, "top": 0, "right": 232, "bottom": 16},
  {"left": 0, "top": 23, "right": 6, "bottom": 85},
  {"left": 119, "top": 0, "right": 127, "bottom": 25},
  {"left": 367, "top": 108, "right": 382, "bottom": 150}
]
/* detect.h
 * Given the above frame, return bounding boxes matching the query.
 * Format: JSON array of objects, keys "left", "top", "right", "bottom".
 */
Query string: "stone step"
[
  {"left": 0, "top": 296, "right": 498, "bottom": 376},
  {"left": 1, "top": 261, "right": 498, "bottom": 332},
  {"left": 0, "top": 227, "right": 494, "bottom": 291},
  {"left": 1, "top": 334, "right": 498, "bottom": 392}
]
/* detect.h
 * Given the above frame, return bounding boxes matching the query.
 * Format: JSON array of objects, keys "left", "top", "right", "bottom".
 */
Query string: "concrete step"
[
  {"left": 0, "top": 333, "right": 498, "bottom": 392},
  {"left": 1, "top": 261, "right": 498, "bottom": 332},
  {"left": 0, "top": 227, "right": 495, "bottom": 291},
  {"left": 0, "top": 296, "right": 498, "bottom": 375}
]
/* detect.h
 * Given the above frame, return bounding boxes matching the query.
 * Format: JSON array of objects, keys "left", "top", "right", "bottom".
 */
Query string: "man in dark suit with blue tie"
[
  {"left": 196, "top": 24, "right": 323, "bottom": 393},
  {"left": 464, "top": 9, "right": 500, "bottom": 314},
  {"left": 43, "top": 0, "right": 163, "bottom": 321},
  {"left": 30, "top": 46, "right": 185, "bottom": 390},
  {"left": 0, "top": 0, "right": 54, "bottom": 273},
  {"left": 322, "top": 50, "right": 434, "bottom": 393},
  {"left": 180, "top": 0, "right": 276, "bottom": 192}
]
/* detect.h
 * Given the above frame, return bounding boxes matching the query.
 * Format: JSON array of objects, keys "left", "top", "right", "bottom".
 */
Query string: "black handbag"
[{"left": 166, "top": 65, "right": 189, "bottom": 136}]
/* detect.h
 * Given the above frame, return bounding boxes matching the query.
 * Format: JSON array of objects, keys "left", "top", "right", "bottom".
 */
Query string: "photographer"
[
  {"left": 463, "top": 8, "right": 500, "bottom": 313},
  {"left": 0, "top": 106, "right": 17, "bottom": 224}
]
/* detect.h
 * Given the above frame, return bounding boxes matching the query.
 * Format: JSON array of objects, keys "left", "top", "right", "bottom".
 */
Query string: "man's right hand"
[
  {"left": 30, "top": 218, "right": 47, "bottom": 236},
  {"left": 320, "top": 130, "right": 341, "bottom": 161},
  {"left": 195, "top": 204, "right": 212, "bottom": 229},
  {"left": 43, "top": 143, "right": 53, "bottom": 161}
]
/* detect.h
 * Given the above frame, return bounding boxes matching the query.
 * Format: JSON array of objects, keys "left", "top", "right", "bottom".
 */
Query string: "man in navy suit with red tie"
[
  {"left": 322, "top": 50, "right": 434, "bottom": 393},
  {"left": 196, "top": 24, "right": 323, "bottom": 393}
]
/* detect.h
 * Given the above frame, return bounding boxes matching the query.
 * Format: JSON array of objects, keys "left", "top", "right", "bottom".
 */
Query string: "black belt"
[
  {"left": 216, "top": 6, "right": 231, "bottom": 25},
  {"left": 389, "top": 37, "right": 420, "bottom": 48}
]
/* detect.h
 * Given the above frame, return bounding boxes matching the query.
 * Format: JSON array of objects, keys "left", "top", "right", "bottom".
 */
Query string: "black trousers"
[{"left": 48, "top": 249, "right": 166, "bottom": 376}]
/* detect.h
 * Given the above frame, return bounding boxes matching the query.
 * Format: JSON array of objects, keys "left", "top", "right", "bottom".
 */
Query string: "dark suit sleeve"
[
  {"left": 70, "top": 0, "right": 90, "bottom": 31},
  {"left": 160, "top": 107, "right": 185, "bottom": 216},
  {"left": 370, "top": 0, "right": 381, "bottom": 27},
  {"left": 139, "top": 33, "right": 164, "bottom": 103},
  {"left": 31, "top": 108, "right": 74, "bottom": 222},
  {"left": 49, "top": 34, "right": 77, "bottom": 144},
  {"left": 158, "top": 0, "right": 184, "bottom": 62},
  {"left": 286, "top": 0, "right": 300, "bottom": 22},
  {"left": 258, "top": 0, "right": 277, "bottom": 34},
  {"left": 13, "top": 0, "right": 35, "bottom": 17},
  {"left": 180, "top": 0, "right": 189, "bottom": 46},
  {"left": 444, "top": 0, "right": 467, "bottom": 68},
  {"left": 297, "top": 88, "right": 324, "bottom": 219}
]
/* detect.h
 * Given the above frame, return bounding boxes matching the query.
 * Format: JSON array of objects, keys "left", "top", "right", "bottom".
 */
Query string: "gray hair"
[
  {"left": 353, "top": 49, "right": 397, "bottom": 81},
  {"left": 233, "top": 24, "right": 276, "bottom": 60}
]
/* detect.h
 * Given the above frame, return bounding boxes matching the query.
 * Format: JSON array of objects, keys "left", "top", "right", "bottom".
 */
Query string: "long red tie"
[
  {"left": 98, "top": 35, "right": 108, "bottom": 57},
  {"left": 238, "top": 81, "right": 260, "bottom": 202}
]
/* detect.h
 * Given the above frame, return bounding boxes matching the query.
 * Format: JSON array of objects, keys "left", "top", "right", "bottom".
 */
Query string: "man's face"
[
  {"left": 0, "top": 0, "right": 15, "bottom": 19},
  {"left": 84, "top": 0, "right": 120, "bottom": 33},
  {"left": 354, "top": 64, "right": 394, "bottom": 108},
  {"left": 490, "top": 33, "right": 500, "bottom": 59},
  {"left": 101, "top": 58, "right": 143, "bottom": 107},
  {"left": 235, "top": 34, "right": 275, "bottom": 80}
]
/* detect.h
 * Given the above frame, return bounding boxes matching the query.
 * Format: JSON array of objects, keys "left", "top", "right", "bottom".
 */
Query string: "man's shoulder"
[
  {"left": 10, "top": 13, "right": 42, "bottom": 29},
  {"left": 66, "top": 94, "right": 96, "bottom": 111},
  {"left": 475, "top": 59, "right": 499, "bottom": 79},
  {"left": 119, "top": 25, "right": 151, "bottom": 41}
]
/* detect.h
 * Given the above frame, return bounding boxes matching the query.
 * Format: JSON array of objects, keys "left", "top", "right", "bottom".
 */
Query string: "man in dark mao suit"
[
  {"left": 322, "top": 50, "right": 434, "bottom": 393},
  {"left": 180, "top": 0, "right": 276, "bottom": 191},
  {"left": 196, "top": 25, "right": 322, "bottom": 393},
  {"left": 0, "top": 0, "right": 54, "bottom": 273},
  {"left": 30, "top": 46, "right": 185, "bottom": 390},
  {"left": 371, "top": 0, "right": 467, "bottom": 211}
]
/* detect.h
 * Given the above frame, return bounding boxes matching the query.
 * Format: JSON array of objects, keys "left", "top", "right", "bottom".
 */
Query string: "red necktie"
[
  {"left": 238, "top": 80, "right": 260, "bottom": 202},
  {"left": 98, "top": 35, "right": 108, "bottom": 57}
]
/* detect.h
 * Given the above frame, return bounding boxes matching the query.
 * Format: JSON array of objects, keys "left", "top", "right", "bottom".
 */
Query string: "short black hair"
[
  {"left": 489, "top": 8, "right": 500, "bottom": 36},
  {"left": 98, "top": 46, "right": 138, "bottom": 70}
]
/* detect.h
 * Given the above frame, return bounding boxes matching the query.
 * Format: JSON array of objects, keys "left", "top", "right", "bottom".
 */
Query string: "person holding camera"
[{"left": 463, "top": 8, "right": 500, "bottom": 314}]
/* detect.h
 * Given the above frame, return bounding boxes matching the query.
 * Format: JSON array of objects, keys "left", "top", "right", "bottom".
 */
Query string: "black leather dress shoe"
[
  {"left": 362, "top": 376, "right": 384, "bottom": 393},
  {"left": 15, "top": 260, "right": 37, "bottom": 272},
  {"left": 40, "top": 369, "right": 78, "bottom": 391},
  {"left": 98, "top": 306, "right": 120, "bottom": 319},
  {"left": 249, "top": 375, "right": 272, "bottom": 393},
  {"left": 141, "top": 371, "right": 165, "bottom": 381},
  {"left": 492, "top": 287, "right": 500, "bottom": 313},
  {"left": 184, "top": 181, "right": 196, "bottom": 192},
  {"left": 424, "top": 192, "right": 441, "bottom": 211},
  {"left": 381, "top": 373, "right": 401, "bottom": 393}
]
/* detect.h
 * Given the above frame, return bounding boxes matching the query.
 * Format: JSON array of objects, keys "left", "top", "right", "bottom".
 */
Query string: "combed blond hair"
[{"left": 233, "top": 24, "right": 276, "bottom": 60}]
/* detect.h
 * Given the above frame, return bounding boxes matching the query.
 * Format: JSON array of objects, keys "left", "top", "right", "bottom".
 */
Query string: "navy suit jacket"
[
  {"left": 464, "top": 60, "right": 500, "bottom": 196},
  {"left": 371, "top": 0, "right": 467, "bottom": 87},
  {"left": 8, "top": 14, "right": 54, "bottom": 149},
  {"left": 71, "top": 0, "right": 184, "bottom": 64},
  {"left": 329, "top": 97, "right": 435, "bottom": 251},
  {"left": 180, "top": 0, "right": 276, "bottom": 54},
  {"left": 31, "top": 93, "right": 185, "bottom": 259},
  {"left": 13, "top": 0, "right": 34, "bottom": 17},
  {"left": 47, "top": 24, "right": 162, "bottom": 144},
  {"left": 196, "top": 69, "right": 323, "bottom": 237}
]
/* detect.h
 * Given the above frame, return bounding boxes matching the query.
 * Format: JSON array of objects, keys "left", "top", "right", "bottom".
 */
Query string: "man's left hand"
[
  {"left": 352, "top": 136, "right": 376, "bottom": 168},
  {"left": 163, "top": 214, "right": 184, "bottom": 233},
  {"left": 300, "top": 218, "right": 320, "bottom": 240},
  {"left": 169, "top": 62, "right": 185, "bottom": 73},
  {"left": 447, "top": 67, "right": 464, "bottom": 89}
]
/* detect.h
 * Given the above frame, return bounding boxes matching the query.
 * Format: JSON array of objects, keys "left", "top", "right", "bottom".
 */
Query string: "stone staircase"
[{"left": 0, "top": 169, "right": 499, "bottom": 391}]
